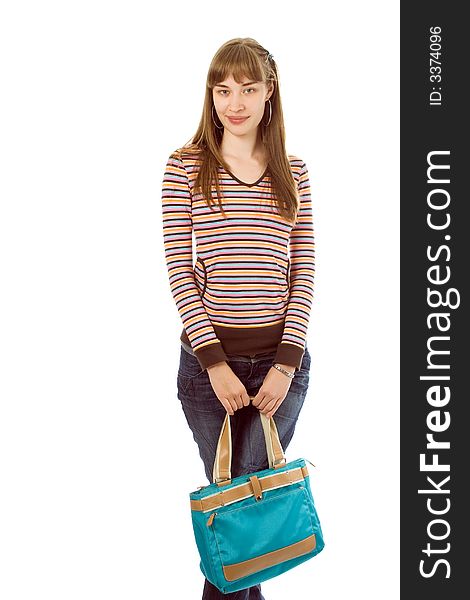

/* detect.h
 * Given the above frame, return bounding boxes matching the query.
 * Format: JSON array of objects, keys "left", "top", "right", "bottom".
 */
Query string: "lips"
[{"left": 227, "top": 116, "right": 249, "bottom": 124}]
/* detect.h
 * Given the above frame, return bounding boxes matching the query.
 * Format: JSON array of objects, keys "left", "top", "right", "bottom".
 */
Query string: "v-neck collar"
[{"left": 220, "top": 164, "right": 270, "bottom": 188}]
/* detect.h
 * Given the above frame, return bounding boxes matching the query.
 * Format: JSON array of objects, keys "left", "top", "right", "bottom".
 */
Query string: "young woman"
[{"left": 161, "top": 38, "right": 315, "bottom": 600}]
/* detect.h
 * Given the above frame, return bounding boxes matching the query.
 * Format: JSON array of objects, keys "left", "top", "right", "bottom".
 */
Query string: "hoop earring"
[
  {"left": 263, "top": 99, "right": 272, "bottom": 127},
  {"left": 212, "top": 105, "right": 224, "bottom": 129}
]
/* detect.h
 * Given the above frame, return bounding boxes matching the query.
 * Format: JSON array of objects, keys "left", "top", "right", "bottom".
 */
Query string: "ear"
[{"left": 265, "top": 82, "right": 274, "bottom": 102}]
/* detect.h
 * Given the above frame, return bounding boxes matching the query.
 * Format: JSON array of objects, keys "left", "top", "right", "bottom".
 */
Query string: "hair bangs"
[{"left": 208, "top": 44, "right": 265, "bottom": 89}]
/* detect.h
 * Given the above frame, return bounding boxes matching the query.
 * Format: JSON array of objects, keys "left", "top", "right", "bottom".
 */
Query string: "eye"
[{"left": 215, "top": 87, "right": 256, "bottom": 96}]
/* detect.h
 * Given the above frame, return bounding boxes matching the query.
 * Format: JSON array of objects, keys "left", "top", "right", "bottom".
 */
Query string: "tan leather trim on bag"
[
  {"left": 249, "top": 475, "right": 263, "bottom": 500},
  {"left": 190, "top": 465, "right": 309, "bottom": 512},
  {"left": 213, "top": 416, "right": 231, "bottom": 483},
  {"left": 216, "top": 479, "right": 232, "bottom": 487},
  {"left": 260, "top": 414, "right": 285, "bottom": 468},
  {"left": 222, "top": 534, "right": 317, "bottom": 581}
]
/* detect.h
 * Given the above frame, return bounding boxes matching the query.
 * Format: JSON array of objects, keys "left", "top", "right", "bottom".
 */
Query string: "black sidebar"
[{"left": 401, "top": 3, "right": 468, "bottom": 598}]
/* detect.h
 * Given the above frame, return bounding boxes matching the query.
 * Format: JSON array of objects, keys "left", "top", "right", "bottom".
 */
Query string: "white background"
[{"left": 0, "top": 1, "right": 399, "bottom": 598}]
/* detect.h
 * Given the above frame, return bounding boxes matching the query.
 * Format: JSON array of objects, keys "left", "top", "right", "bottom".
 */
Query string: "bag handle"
[{"left": 212, "top": 398, "right": 287, "bottom": 485}]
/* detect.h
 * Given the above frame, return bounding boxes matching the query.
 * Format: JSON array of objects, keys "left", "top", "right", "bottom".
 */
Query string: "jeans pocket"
[
  {"left": 177, "top": 346, "right": 206, "bottom": 394},
  {"left": 178, "top": 346, "right": 205, "bottom": 376}
]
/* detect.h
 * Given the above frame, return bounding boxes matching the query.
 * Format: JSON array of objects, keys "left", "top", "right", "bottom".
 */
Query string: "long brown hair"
[{"left": 174, "top": 37, "right": 299, "bottom": 225}]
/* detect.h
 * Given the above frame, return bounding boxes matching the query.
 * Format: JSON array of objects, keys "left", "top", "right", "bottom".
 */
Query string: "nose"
[{"left": 228, "top": 92, "right": 245, "bottom": 112}]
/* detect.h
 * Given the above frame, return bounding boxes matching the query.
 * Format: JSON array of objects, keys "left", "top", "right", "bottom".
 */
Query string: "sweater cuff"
[
  {"left": 274, "top": 342, "right": 305, "bottom": 371},
  {"left": 195, "top": 341, "right": 228, "bottom": 370}
]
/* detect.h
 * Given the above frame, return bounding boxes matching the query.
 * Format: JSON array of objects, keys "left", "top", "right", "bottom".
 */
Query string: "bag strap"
[
  {"left": 259, "top": 411, "right": 286, "bottom": 469},
  {"left": 212, "top": 400, "right": 287, "bottom": 484}
]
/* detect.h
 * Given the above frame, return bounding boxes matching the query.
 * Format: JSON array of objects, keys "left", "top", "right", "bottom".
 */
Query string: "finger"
[
  {"left": 234, "top": 393, "right": 244, "bottom": 410},
  {"left": 266, "top": 408, "right": 278, "bottom": 418},
  {"left": 267, "top": 395, "right": 287, "bottom": 417},
  {"left": 242, "top": 391, "right": 251, "bottom": 407},
  {"left": 257, "top": 395, "right": 274, "bottom": 411},
  {"left": 266, "top": 401, "right": 281, "bottom": 418},
  {"left": 260, "top": 398, "right": 279, "bottom": 415},
  {"left": 252, "top": 392, "right": 266, "bottom": 408},
  {"left": 219, "top": 397, "right": 234, "bottom": 415},
  {"left": 228, "top": 396, "right": 240, "bottom": 413}
]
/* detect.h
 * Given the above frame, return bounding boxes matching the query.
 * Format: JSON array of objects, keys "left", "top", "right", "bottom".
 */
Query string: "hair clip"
[{"left": 267, "top": 53, "right": 274, "bottom": 61}]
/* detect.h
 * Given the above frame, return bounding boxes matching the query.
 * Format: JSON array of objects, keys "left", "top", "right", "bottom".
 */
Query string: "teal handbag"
[{"left": 189, "top": 408, "right": 325, "bottom": 593}]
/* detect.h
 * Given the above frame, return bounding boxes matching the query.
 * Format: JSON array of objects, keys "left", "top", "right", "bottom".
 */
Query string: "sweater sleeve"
[
  {"left": 274, "top": 161, "right": 315, "bottom": 370},
  {"left": 161, "top": 152, "right": 228, "bottom": 369}
]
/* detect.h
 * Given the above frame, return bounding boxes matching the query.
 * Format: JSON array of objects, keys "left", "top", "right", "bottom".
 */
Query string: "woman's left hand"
[{"left": 251, "top": 364, "right": 295, "bottom": 418}]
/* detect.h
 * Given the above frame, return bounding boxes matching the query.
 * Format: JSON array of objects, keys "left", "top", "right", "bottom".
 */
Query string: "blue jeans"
[{"left": 176, "top": 344, "right": 311, "bottom": 599}]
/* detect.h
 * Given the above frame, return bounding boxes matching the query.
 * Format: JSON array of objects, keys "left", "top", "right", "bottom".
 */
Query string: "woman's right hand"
[{"left": 206, "top": 362, "right": 251, "bottom": 415}]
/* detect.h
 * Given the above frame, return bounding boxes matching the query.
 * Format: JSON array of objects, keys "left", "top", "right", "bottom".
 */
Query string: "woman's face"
[{"left": 212, "top": 74, "right": 273, "bottom": 136}]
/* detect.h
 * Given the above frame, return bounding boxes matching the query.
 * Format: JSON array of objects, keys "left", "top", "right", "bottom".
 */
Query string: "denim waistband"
[{"left": 180, "top": 341, "right": 277, "bottom": 364}]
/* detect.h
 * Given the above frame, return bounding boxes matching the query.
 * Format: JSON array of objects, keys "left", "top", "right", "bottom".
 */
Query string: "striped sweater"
[{"left": 161, "top": 150, "right": 315, "bottom": 371}]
